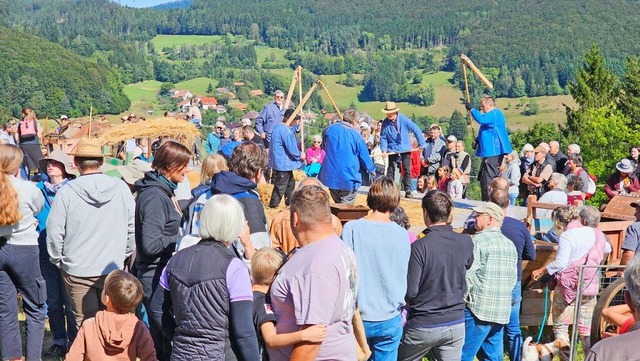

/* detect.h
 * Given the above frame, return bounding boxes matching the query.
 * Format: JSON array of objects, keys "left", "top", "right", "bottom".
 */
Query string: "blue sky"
[{"left": 113, "top": 0, "right": 173, "bottom": 8}]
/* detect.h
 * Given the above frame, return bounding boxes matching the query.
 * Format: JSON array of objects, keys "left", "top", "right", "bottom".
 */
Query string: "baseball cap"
[{"left": 471, "top": 202, "right": 504, "bottom": 222}]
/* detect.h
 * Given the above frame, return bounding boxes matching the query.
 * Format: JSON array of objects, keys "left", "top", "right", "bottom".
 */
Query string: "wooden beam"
[{"left": 461, "top": 54, "right": 493, "bottom": 89}]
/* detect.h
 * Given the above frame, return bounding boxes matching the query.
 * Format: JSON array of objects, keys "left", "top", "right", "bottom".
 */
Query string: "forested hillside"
[
  {"left": 0, "top": 27, "right": 130, "bottom": 120},
  {"left": 2, "top": 0, "right": 640, "bottom": 118}
]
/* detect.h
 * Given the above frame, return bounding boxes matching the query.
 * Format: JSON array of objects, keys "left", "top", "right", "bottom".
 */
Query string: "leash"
[{"left": 535, "top": 286, "right": 549, "bottom": 344}]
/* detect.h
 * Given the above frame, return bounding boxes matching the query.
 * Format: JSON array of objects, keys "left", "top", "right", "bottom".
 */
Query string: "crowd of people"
[{"left": 1, "top": 94, "right": 639, "bottom": 361}]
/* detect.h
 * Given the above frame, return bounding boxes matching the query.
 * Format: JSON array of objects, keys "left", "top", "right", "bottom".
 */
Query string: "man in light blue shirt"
[
  {"left": 267, "top": 109, "right": 304, "bottom": 207},
  {"left": 380, "top": 101, "right": 426, "bottom": 198},
  {"left": 255, "top": 90, "right": 286, "bottom": 148}
]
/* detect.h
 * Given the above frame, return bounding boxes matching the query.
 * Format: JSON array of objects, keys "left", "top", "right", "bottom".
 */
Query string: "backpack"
[
  {"left": 578, "top": 168, "right": 597, "bottom": 199},
  {"left": 19, "top": 118, "right": 37, "bottom": 140}
]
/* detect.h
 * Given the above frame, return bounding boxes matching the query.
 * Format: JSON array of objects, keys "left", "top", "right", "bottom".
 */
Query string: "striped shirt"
[{"left": 465, "top": 227, "right": 517, "bottom": 324}]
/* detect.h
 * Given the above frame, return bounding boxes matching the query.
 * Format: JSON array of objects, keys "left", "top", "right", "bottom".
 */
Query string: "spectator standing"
[
  {"left": 255, "top": 90, "right": 286, "bottom": 148},
  {"left": 465, "top": 97, "right": 513, "bottom": 201},
  {"left": 269, "top": 177, "right": 343, "bottom": 255},
  {"left": 531, "top": 206, "right": 608, "bottom": 355},
  {"left": 242, "top": 125, "right": 266, "bottom": 148},
  {"left": 549, "top": 140, "right": 568, "bottom": 173},
  {"left": 66, "top": 270, "right": 156, "bottom": 361},
  {"left": 47, "top": 138, "right": 135, "bottom": 328},
  {"left": 566, "top": 154, "right": 592, "bottom": 197},
  {"left": 0, "top": 144, "right": 45, "bottom": 361},
  {"left": 205, "top": 121, "right": 224, "bottom": 155},
  {"left": 318, "top": 109, "right": 375, "bottom": 205},
  {"left": 500, "top": 150, "right": 521, "bottom": 205},
  {"left": 268, "top": 110, "right": 304, "bottom": 208},
  {"left": 491, "top": 189, "right": 536, "bottom": 361},
  {"left": 421, "top": 124, "right": 446, "bottom": 176},
  {"left": 16, "top": 107, "right": 44, "bottom": 176},
  {"left": 380, "top": 102, "right": 426, "bottom": 198},
  {"left": 304, "top": 134, "right": 326, "bottom": 177},
  {"left": 398, "top": 191, "right": 473, "bottom": 361},
  {"left": 341, "top": 177, "right": 410, "bottom": 360},
  {"left": 35, "top": 151, "right": 77, "bottom": 357},
  {"left": 521, "top": 146, "right": 553, "bottom": 199},
  {"left": 269, "top": 186, "right": 359, "bottom": 361},
  {"left": 162, "top": 195, "right": 259, "bottom": 361},
  {"left": 441, "top": 135, "right": 457, "bottom": 170},
  {"left": 461, "top": 202, "right": 517, "bottom": 361},
  {"left": 0, "top": 121, "right": 16, "bottom": 145},
  {"left": 134, "top": 140, "right": 192, "bottom": 360}
]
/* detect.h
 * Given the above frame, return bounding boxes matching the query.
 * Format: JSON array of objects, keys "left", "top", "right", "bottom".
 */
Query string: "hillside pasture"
[{"left": 176, "top": 77, "right": 219, "bottom": 95}]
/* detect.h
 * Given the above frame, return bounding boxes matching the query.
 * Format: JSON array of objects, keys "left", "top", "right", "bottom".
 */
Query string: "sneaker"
[
  {"left": 405, "top": 192, "right": 413, "bottom": 199},
  {"left": 44, "top": 344, "right": 67, "bottom": 358}
]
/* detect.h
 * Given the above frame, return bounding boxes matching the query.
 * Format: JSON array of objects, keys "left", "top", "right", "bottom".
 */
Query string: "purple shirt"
[
  {"left": 268, "top": 235, "right": 358, "bottom": 361},
  {"left": 160, "top": 257, "right": 252, "bottom": 302}
]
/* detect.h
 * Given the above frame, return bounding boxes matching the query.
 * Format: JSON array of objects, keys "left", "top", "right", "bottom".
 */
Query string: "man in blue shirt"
[
  {"left": 319, "top": 109, "right": 376, "bottom": 204},
  {"left": 379, "top": 102, "right": 426, "bottom": 198},
  {"left": 255, "top": 90, "right": 286, "bottom": 148},
  {"left": 267, "top": 109, "right": 304, "bottom": 208},
  {"left": 205, "top": 121, "right": 224, "bottom": 155},
  {"left": 465, "top": 96, "right": 513, "bottom": 201}
]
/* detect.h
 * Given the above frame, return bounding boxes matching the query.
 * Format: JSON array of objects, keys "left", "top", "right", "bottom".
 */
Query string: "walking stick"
[{"left": 298, "top": 67, "right": 305, "bottom": 154}]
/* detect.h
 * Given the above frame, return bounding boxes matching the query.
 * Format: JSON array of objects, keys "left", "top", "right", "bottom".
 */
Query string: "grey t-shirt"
[
  {"left": 268, "top": 234, "right": 358, "bottom": 361},
  {"left": 621, "top": 221, "right": 640, "bottom": 252}
]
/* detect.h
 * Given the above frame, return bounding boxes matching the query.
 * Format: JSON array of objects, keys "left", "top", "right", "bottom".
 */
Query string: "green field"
[
  {"left": 131, "top": 37, "right": 576, "bottom": 130},
  {"left": 176, "top": 77, "right": 219, "bottom": 95}
]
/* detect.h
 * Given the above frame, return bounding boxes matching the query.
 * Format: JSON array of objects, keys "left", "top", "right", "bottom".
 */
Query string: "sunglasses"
[{"left": 275, "top": 96, "right": 284, "bottom": 99}]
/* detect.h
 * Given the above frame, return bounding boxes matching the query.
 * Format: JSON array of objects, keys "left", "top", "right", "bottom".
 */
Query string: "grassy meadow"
[{"left": 123, "top": 35, "right": 573, "bottom": 131}]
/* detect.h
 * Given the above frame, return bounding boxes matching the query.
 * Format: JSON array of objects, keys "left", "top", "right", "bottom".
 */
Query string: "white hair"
[
  {"left": 624, "top": 255, "right": 640, "bottom": 309},
  {"left": 568, "top": 144, "right": 581, "bottom": 154},
  {"left": 312, "top": 134, "right": 322, "bottom": 142},
  {"left": 520, "top": 143, "right": 534, "bottom": 157},
  {"left": 578, "top": 205, "right": 601, "bottom": 227},
  {"left": 199, "top": 194, "right": 246, "bottom": 244},
  {"left": 550, "top": 172, "right": 567, "bottom": 191}
]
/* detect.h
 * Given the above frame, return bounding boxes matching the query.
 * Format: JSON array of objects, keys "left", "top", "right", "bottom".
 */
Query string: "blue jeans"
[
  {"left": 508, "top": 193, "right": 517, "bottom": 206},
  {"left": 363, "top": 314, "right": 403, "bottom": 361},
  {"left": 0, "top": 243, "right": 46, "bottom": 361},
  {"left": 39, "top": 233, "right": 77, "bottom": 347},
  {"left": 461, "top": 308, "right": 504, "bottom": 361},
  {"left": 504, "top": 282, "right": 522, "bottom": 361}
]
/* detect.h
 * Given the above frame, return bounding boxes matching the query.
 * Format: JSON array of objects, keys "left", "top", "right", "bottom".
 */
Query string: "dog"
[{"left": 522, "top": 336, "right": 569, "bottom": 361}]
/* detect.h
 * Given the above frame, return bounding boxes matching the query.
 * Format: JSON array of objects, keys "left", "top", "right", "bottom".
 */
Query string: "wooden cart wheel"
[{"left": 590, "top": 277, "right": 626, "bottom": 346}]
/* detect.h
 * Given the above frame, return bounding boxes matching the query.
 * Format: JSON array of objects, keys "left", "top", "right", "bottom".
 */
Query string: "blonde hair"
[
  {"left": 251, "top": 248, "right": 284, "bottom": 286},
  {"left": 0, "top": 144, "right": 23, "bottom": 226},
  {"left": 103, "top": 270, "right": 144, "bottom": 314},
  {"left": 551, "top": 206, "right": 579, "bottom": 234},
  {"left": 200, "top": 154, "right": 228, "bottom": 184},
  {"left": 426, "top": 175, "right": 438, "bottom": 190}
]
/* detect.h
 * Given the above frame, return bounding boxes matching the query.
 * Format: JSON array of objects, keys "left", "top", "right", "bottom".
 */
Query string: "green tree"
[
  {"left": 619, "top": 56, "right": 640, "bottom": 124},
  {"left": 206, "top": 82, "right": 214, "bottom": 94},
  {"left": 448, "top": 109, "right": 468, "bottom": 140},
  {"left": 568, "top": 45, "right": 619, "bottom": 109},
  {"left": 509, "top": 123, "right": 564, "bottom": 153}
]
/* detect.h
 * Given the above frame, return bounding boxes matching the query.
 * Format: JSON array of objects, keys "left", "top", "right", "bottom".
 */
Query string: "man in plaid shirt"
[{"left": 461, "top": 202, "right": 517, "bottom": 361}]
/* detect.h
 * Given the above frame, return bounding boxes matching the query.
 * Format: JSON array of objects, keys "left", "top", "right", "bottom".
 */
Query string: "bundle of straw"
[
  {"left": 99, "top": 117, "right": 201, "bottom": 146},
  {"left": 257, "top": 183, "right": 275, "bottom": 207},
  {"left": 292, "top": 169, "right": 306, "bottom": 182}
]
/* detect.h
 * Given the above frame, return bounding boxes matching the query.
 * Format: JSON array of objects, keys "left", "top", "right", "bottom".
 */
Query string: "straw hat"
[
  {"left": 118, "top": 159, "right": 152, "bottom": 185},
  {"left": 71, "top": 138, "right": 104, "bottom": 158},
  {"left": 38, "top": 150, "right": 76, "bottom": 179},
  {"left": 616, "top": 159, "right": 634, "bottom": 173},
  {"left": 381, "top": 101, "right": 400, "bottom": 113}
]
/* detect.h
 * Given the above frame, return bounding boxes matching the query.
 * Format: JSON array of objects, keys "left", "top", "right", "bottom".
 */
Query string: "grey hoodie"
[{"left": 46, "top": 173, "right": 135, "bottom": 277}]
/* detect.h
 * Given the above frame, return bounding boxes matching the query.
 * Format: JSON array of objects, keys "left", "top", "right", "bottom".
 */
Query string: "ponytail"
[{"left": 0, "top": 144, "right": 23, "bottom": 226}]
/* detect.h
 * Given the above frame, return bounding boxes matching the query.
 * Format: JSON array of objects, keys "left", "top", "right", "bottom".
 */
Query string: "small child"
[
  {"left": 448, "top": 168, "right": 464, "bottom": 199},
  {"left": 251, "top": 248, "right": 327, "bottom": 361},
  {"left": 66, "top": 270, "right": 156, "bottom": 361}
]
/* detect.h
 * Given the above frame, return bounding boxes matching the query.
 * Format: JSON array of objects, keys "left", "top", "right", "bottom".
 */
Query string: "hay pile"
[{"left": 100, "top": 117, "right": 202, "bottom": 145}]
